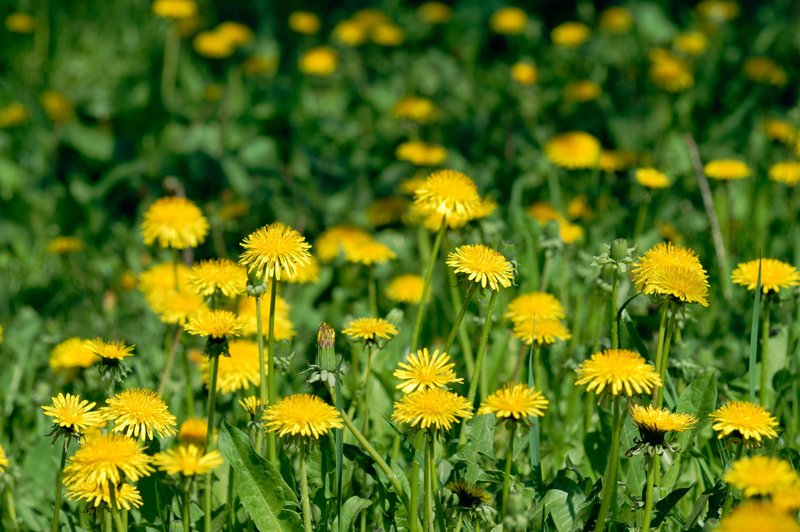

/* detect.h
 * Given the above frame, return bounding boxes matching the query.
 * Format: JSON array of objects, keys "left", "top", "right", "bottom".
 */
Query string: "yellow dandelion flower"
[
  {"left": 386, "top": 274, "right": 425, "bottom": 304},
  {"left": 315, "top": 225, "right": 372, "bottom": 263},
  {"left": 545, "top": 131, "right": 601, "bottom": 169},
  {"left": 599, "top": 7, "right": 632, "bottom": 34},
  {"left": 47, "top": 236, "right": 85, "bottom": 255},
  {"left": 342, "top": 318, "right": 399, "bottom": 343},
  {"left": 396, "top": 141, "right": 448, "bottom": 166},
  {"left": 558, "top": 219, "right": 584, "bottom": 244},
  {"left": 154, "top": 445, "right": 223, "bottom": 477},
  {"left": 288, "top": 11, "right": 320, "bottom": 35},
  {"left": 564, "top": 80, "right": 601, "bottom": 102},
  {"left": 299, "top": 47, "right": 338, "bottom": 76},
  {"left": 66, "top": 480, "right": 143, "bottom": 511},
  {"left": 352, "top": 9, "right": 389, "bottom": 29},
  {"left": 630, "top": 242, "right": 710, "bottom": 306},
  {"left": 446, "top": 244, "right": 514, "bottom": 290},
  {"left": 149, "top": 287, "right": 207, "bottom": 325},
  {"left": 202, "top": 339, "right": 260, "bottom": 394},
  {"left": 85, "top": 338, "right": 135, "bottom": 362},
  {"left": 343, "top": 238, "right": 397, "bottom": 266},
  {"left": 771, "top": 482, "right": 800, "bottom": 513},
  {"left": 5, "top": 12, "right": 35, "bottom": 33},
  {"left": 551, "top": 22, "right": 591, "bottom": 47},
  {"left": 413, "top": 169, "right": 482, "bottom": 223},
  {"left": 478, "top": 384, "right": 549, "bottom": 420},
  {"left": 489, "top": 7, "right": 528, "bottom": 35},
  {"left": 718, "top": 501, "right": 800, "bottom": 532},
  {"left": 0, "top": 445, "right": 7, "bottom": 474},
  {"left": 575, "top": 349, "right": 662, "bottom": 396},
  {"left": 237, "top": 296, "right": 296, "bottom": 340},
  {"left": 650, "top": 53, "right": 694, "bottom": 92},
  {"left": 392, "top": 388, "right": 473, "bottom": 431},
  {"left": 262, "top": 394, "right": 343, "bottom": 439},
  {"left": 704, "top": 159, "right": 751, "bottom": 181},
  {"left": 367, "top": 197, "right": 409, "bottom": 227},
  {"left": 188, "top": 258, "right": 247, "bottom": 298},
  {"left": 50, "top": 338, "right": 97, "bottom": 372},
  {"left": 769, "top": 161, "right": 800, "bottom": 186},
  {"left": 447, "top": 479, "right": 492, "bottom": 508},
  {"left": 512, "top": 318, "right": 572, "bottom": 345},
  {"left": 152, "top": 0, "right": 197, "bottom": 19},
  {"left": 40, "top": 91, "right": 74, "bottom": 123},
  {"left": 724, "top": 456, "right": 798, "bottom": 497},
  {"left": 744, "top": 57, "right": 787, "bottom": 86},
  {"left": 505, "top": 292, "right": 565, "bottom": 325},
  {"left": 183, "top": 309, "right": 245, "bottom": 339},
  {"left": 141, "top": 197, "right": 209, "bottom": 250},
  {"left": 239, "top": 222, "right": 312, "bottom": 281},
  {"left": 527, "top": 202, "right": 561, "bottom": 223},
  {"left": 243, "top": 54, "right": 278, "bottom": 77},
  {"left": 370, "top": 23, "right": 405, "bottom": 46},
  {"left": 102, "top": 388, "right": 177, "bottom": 440},
  {"left": 675, "top": 32, "right": 707, "bottom": 56},
  {"left": 732, "top": 259, "right": 800, "bottom": 294},
  {"left": 598, "top": 150, "right": 637, "bottom": 172},
  {"left": 239, "top": 396, "right": 264, "bottom": 417},
  {"left": 394, "top": 348, "right": 463, "bottom": 394},
  {"left": 710, "top": 401, "right": 779, "bottom": 443},
  {"left": 178, "top": 417, "right": 208, "bottom": 446},
  {"left": 511, "top": 62, "right": 538, "bottom": 85},
  {"left": 566, "top": 195, "right": 592, "bottom": 220},
  {"left": 0, "top": 102, "right": 28, "bottom": 128},
  {"left": 42, "top": 393, "right": 103, "bottom": 435},
  {"left": 215, "top": 21, "right": 252, "bottom": 47},
  {"left": 64, "top": 433, "right": 154, "bottom": 487},
  {"left": 629, "top": 404, "right": 696, "bottom": 444},
  {"left": 391, "top": 96, "right": 440, "bottom": 123},
  {"left": 139, "top": 262, "right": 190, "bottom": 300},
  {"left": 418, "top": 2, "right": 452, "bottom": 24},
  {"left": 762, "top": 119, "right": 795, "bottom": 144},
  {"left": 635, "top": 168, "right": 670, "bottom": 189},
  {"left": 333, "top": 20, "right": 368, "bottom": 47},
  {"left": 696, "top": 0, "right": 739, "bottom": 22},
  {"left": 193, "top": 31, "right": 236, "bottom": 59},
  {"left": 285, "top": 255, "right": 321, "bottom": 284}
]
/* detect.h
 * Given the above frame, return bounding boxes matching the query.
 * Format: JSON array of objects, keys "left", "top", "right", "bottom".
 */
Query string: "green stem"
[
  {"left": 104, "top": 508, "right": 113, "bottom": 532},
  {"left": 5, "top": 486, "right": 19, "bottom": 532},
  {"left": 453, "top": 514, "right": 463, "bottom": 532},
  {"left": 51, "top": 434, "right": 70, "bottom": 532},
  {"left": 183, "top": 478, "right": 192, "bottom": 532},
  {"left": 226, "top": 465, "right": 236, "bottom": 531},
  {"left": 594, "top": 396, "right": 625, "bottom": 532},
  {"left": 299, "top": 446, "right": 313, "bottom": 532},
  {"left": 368, "top": 268, "right": 378, "bottom": 317},
  {"left": 424, "top": 433, "right": 435, "bottom": 532},
  {"left": 109, "top": 487, "right": 126, "bottom": 532},
  {"left": 267, "top": 275, "right": 279, "bottom": 464},
  {"left": 409, "top": 431, "right": 423, "bottom": 532},
  {"left": 362, "top": 346, "right": 376, "bottom": 438},
  {"left": 539, "top": 251, "right": 553, "bottom": 292},
  {"left": 656, "top": 304, "right": 676, "bottom": 408},
  {"left": 161, "top": 27, "right": 180, "bottom": 110},
  {"left": 181, "top": 349, "right": 194, "bottom": 418},
  {"left": 610, "top": 273, "right": 619, "bottom": 349},
  {"left": 157, "top": 326, "right": 183, "bottom": 397},
  {"left": 651, "top": 304, "right": 669, "bottom": 400},
  {"left": 443, "top": 283, "right": 476, "bottom": 355},
  {"left": 640, "top": 454, "right": 658, "bottom": 531},
  {"left": 633, "top": 199, "right": 649, "bottom": 241},
  {"left": 467, "top": 290, "right": 499, "bottom": 406},
  {"left": 533, "top": 345, "right": 545, "bottom": 396},
  {"left": 760, "top": 303, "right": 771, "bottom": 407},
  {"left": 447, "top": 268, "right": 475, "bottom": 376},
  {"left": 501, "top": 423, "right": 517, "bottom": 518},
  {"left": 410, "top": 221, "right": 447, "bottom": 353},
  {"left": 204, "top": 354, "right": 220, "bottom": 532},
  {"left": 254, "top": 294, "right": 266, "bottom": 454}
]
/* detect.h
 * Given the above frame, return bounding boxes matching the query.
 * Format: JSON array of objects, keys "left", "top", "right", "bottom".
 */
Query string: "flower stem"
[
  {"left": 409, "top": 431, "right": 423, "bottom": 532},
  {"left": 181, "top": 348, "right": 194, "bottom": 418},
  {"left": 467, "top": 290, "right": 498, "bottom": 406},
  {"left": 362, "top": 346, "right": 376, "bottom": 438},
  {"left": 424, "top": 433, "right": 435, "bottom": 532},
  {"left": 157, "top": 326, "right": 183, "bottom": 398},
  {"left": 656, "top": 304, "right": 676, "bottom": 408},
  {"left": 410, "top": 221, "right": 447, "bottom": 353},
  {"left": 51, "top": 434, "right": 71, "bottom": 532},
  {"left": 447, "top": 267, "right": 475, "bottom": 376},
  {"left": 108, "top": 487, "right": 126, "bottom": 532},
  {"left": 254, "top": 294, "right": 266, "bottom": 454},
  {"left": 609, "top": 273, "right": 619, "bottom": 349},
  {"left": 760, "top": 302, "right": 771, "bottom": 406},
  {"left": 161, "top": 27, "right": 180, "bottom": 111},
  {"left": 5, "top": 485, "right": 19, "bottom": 532},
  {"left": 204, "top": 354, "right": 220, "bottom": 532},
  {"left": 594, "top": 396, "right": 625, "bottom": 532},
  {"left": 227, "top": 465, "right": 236, "bottom": 530},
  {"left": 182, "top": 478, "right": 192, "bottom": 532},
  {"left": 368, "top": 268, "right": 378, "bottom": 317},
  {"left": 640, "top": 454, "right": 658, "bottom": 531},
  {"left": 299, "top": 446, "right": 313, "bottom": 532},
  {"left": 267, "top": 275, "right": 279, "bottom": 465},
  {"left": 501, "top": 423, "right": 517, "bottom": 518},
  {"left": 443, "top": 283, "right": 476, "bottom": 355}
]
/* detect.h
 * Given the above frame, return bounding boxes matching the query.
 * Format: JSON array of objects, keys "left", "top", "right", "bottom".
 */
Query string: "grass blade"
[{"left": 748, "top": 257, "right": 762, "bottom": 403}]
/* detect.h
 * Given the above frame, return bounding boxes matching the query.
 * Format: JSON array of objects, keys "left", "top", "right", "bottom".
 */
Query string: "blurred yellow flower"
[
  {"left": 762, "top": 118, "right": 795, "bottom": 144},
  {"left": 704, "top": 159, "right": 751, "bottom": 180},
  {"left": 510, "top": 62, "right": 538, "bottom": 85},
  {"left": 392, "top": 96, "right": 440, "bottom": 123},
  {"left": 5, "top": 12, "right": 34, "bottom": 33},
  {"left": 141, "top": 196, "right": 209, "bottom": 249},
  {"left": 299, "top": 46, "right": 338, "bottom": 76},
  {"left": 566, "top": 195, "right": 592, "bottom": 220},
  {"left": 367, "top": 197, "right": 409, "bottom": 227},
  {"left": 288, "top": 11, "right": 320, "bottom": 35},
  {"left": 490, "top": 7, "right": 528, "bottom": 35},
  {"left": 47, "top": 236, "right": 85, "bottom": 255},
  {"left": 353, "top": 9, "right": 389, "bottom": 29},
  {"left": 152, "top": 0, "right": 197, "bottom": 19},
  {"left": 743, "top": 57, "right": 787, "bottom": 86},
  {"left": 545, "top": 131, "right": 601, "bottom": 169},
  {"left": 396, "top": 141, "right": 448, "bottom": 166},
  {"left": 418, "top": 2, "right": 452, "bottom": 24},
  {"left": 724, "top": 456, "right": 798, "bottom": 497},
  {"left": 285, "top": 255, "right": 320, "bottom": 284},
  {"left": 551, "top": 22, "right": 591, "bottom": 47},
  {"left": 696, "top": 0, "right": 739, "bottom": 23},
  {"left": 50, "top": 338, "right": 97, "bottom": 373},
  {"left": 635, "top": 168, "right": 670, "bottom": 189},
  {"left": 193, "top": 31, "right": 236, "bottom": 58},
  {"left": 344, "top": 238, "right": 397, "bottom": 266},
  {"left": 333, "top": 19, "right": 368, "bottom": 46},
  {"left": 769, "top": 161, "right": 800, "bottom": 186},
  {"left": 718, "top": 502, "right": 800, "bottom": 532},
  {"left": 149, "top": 287, "right": 207, "bottom": 325},
  {"left": 315, "top": 225, "right": 372, "bottom": 262},
  {"left": 512, "top": 318, "right": 572, "bottom": 345},
  {"left": 599, "top": 7, "right": 632, "bottom": 34},
  {"left": 371, "top": 23, "right": 405, "bottom": 46},
  {"left": 564, "top": 80, "right": 601, "bottom": 102},
  {"left": 650, "top": 52, "right": 694, "bottom": 92},
  {"left": 40, "top": 91, "right": 74, "bottom": 123},
  {"left": 202, "top": 339, "right": 260, "bottom": 394},
  {"left": 178, "top": 417, "right": 207, "bottom": 446},
  {"left": 386, "top": 274, "right": 425, "bottom": 304},
  {"left": 243, "top": 55, "right": 278, "bottom": 77},
  {"left": 598, "top": 150, "right": 637, "bottom": 172},
  {"left": 0, "top": 102, "right": 28, "bottom": 128},
  {"left": 674, "top": 32, "right": 707, "bottom": 56},
  {"left": 238, "top": 295, "right": 296, "bottom": 341},
  {"left": 216, "top": 21, "right": 253, "bottom": 47}
]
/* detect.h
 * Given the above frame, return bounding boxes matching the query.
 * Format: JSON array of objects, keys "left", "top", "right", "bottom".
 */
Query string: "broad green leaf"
[
  {"left": 332, "top": 497, "right": 371, "bottom": 531},
  {"left": 217, "top": 423, "right": 302, "bottom": 532},
  {"left": 652, "top": 485, "right": 692, "bottom": 528},
  {"left": 62, "top": 121, "right": 114, "bottom": 161},
  {"left": 460, "top": 415, "right": 495, "bottom": 484}
]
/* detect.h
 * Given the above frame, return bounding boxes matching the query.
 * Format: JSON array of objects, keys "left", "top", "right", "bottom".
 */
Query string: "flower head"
[
  {"left": 704, "top": 159, "right": 751, "bottom": 181},
  {"left": 154, "top": 445, "right": 223, "bottom": 477},
  {"left": 85, "top": 338, "right": 135, "bottom": 362},
  {"left": 285, "top": 255, "right": 321, "bottom": 284},
  {"left": 50, "top": 338, "right": 97, "bottom": 372},
  {"left": 42, "top": 393, "right": 103, "bottom": 436},
  {"left": 710, "top": 401, "right": 779, "bottom": 443},
  {"left": 149, "top": 287, "right": 207, "bottom": 325},
  {"left": 202, "top": 340, "right": 260, "bottom": 394},
  {"left": 47, "top": 236, "right": 84, "bottom": 255},
  {"left": 575, "top": 349, "right": 662, "bottom": 396},
  {"left": 769, "top": 162, "right": 800, "bottom": 186},
  {"left": 511, "top": 62, "right": 538, "bottom": 85},
  {"left": 718, "top": 502, "right": 800, "bottom": 532},
  {"left": 333, "top": 20, "right": 367, "bottom": 46},
  {"left": 629, "top": 404, "right": 696, "bottom": 445},
  {"left": 386, "top": 274, "right": 425, "bottom": 304},
  {"left": 724, "top": 456, "right": 798, "bottom": 497},
  {"left": 447, "top": 244, "right": 514, "bottom": 290},
  {"left": 66, "top": 481, "right": 143, "bottom": 511},
  {"left": 194, "top": 31, "right": 236, "bottom": 58},
  {"left": 551, "top": 22, "right": 591, "bottom": 47},
  {"left": 392, "top": 388, "right": 473, "bottom": 431},
  {"left": 315, "top": 225, "right": 372, "bottom": 263},
  {"left": 564, "top": 80, "right": 601, "bottom": 102},
  {"left": 141, "top": 197, "right": 209, "bottom": 250},
  {"left": 183, "top": 309, "right": 245, "bottom": 339},
  {"left": 299, "top": 47, "right": 338, "bottom": 76},
  {"left": 650, "top": 52, "right": 694, "bottom": 92},
  {"left": 635, "top": 168, "right": 670, "bottom": 189},
  {"left": 505, "top": 292, "right": 565, "bottom": 325},
  {"left": 152, "top": 0, "right": 197, "bottom": 19},
  {"left": 343, "top": 239, "right": 397, "bottom": 266},
  {"left": 178, "top": 418, "right": 208, "bottom": 447},
  {"left": 64, "top": 433, "right": 154, "bottom": 487},
  {"left": 545, "top": 131, "right": 601, "bottom": 169},
  {"left": 188, "top": 259, "right": 247, "bottom": 298},
  {"left": 743, "top": 57, "right": 787, "bottom": 86},
  {"left": 262, "top": 394, "right": 343, "bottom": 440},
  {"left": 511, "top": 318, "right": 572, "bottom": 346},
  {"left": 631, "top": 242, "right": 709, "bottom": 306},
  {"left": 239, "top": 396, "right": 264, "bottom": 418},
  {"left": 732, "top": 259, "right": 800, "bottom": 294},
  {"left": 413, "top": 169, "right": 481, "bottom": 225},
  {"left": 599, "top": 7, "right": 632, "bottom": 33},
  {"left": 396, "top": 141, "right": 448, "bottom": 166},
  {"left": 392, "top": 96, "right": 440, "bottom": 123},
  {"left": 342, "top": 318, "right": 399, "bottom": 344},
  {"left": 490, "top": 7, "right": 527, "bottom": 35},
  {"left": 394, "top": 348, "right": 463, "bottom": 393},
  {"left": 447, "top": 479, "right": 493, "bottom": 508},
  {"left": 675, "top": 32, "right": 707, "bottom": 56},
  {"left": 288, "top": 11, "right": 320, "bottom": 34},
  {"left": 418, "top": 3, "right": 452, "bottom": 24},
  {"left": 102, "top": 388, "right": 177, "bottom": 440},
  {"left": 478, "top": 384, "right": 549, "bottom": 421},
  {"left": 239, "top": 223, "right": 312, "bottom": 281}
]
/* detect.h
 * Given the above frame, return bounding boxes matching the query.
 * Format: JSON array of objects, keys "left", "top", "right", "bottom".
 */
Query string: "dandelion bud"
[
  {"left": 316, "top": 323, "right": 336, "bottom": 371},
  {"left": 611, "top": 238, "right": 630, "bottom": 263}
]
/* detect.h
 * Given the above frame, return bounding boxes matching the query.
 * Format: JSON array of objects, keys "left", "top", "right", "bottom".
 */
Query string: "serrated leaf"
[
  {"left": 332, "top": 497, "right": 371, "bottom": 531},
  {"left": 461, "top": 415, "right": 495, "bottom": 484}
]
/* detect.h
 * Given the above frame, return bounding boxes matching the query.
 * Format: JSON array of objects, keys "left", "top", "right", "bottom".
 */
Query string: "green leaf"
[
  {"left": 532, "top": 477, "right": 589, "bottom": 532},
  {"left": 652, "top": 485, "right": 692, "bottom": 528},
  {"left": 748, "top": 259, "right": 763, "bottom": 403},
  {"left": 217, "top": 422, "right": 302, "bottom": 532},
  {"left": 460, "top": 415, "right": 495, "bottom": 484},
  {"left": 62, "top": 121, "right": 114, "bottom": 161},
  {"left": 331, "top": 497, "right": 371, "bottom": 531}
]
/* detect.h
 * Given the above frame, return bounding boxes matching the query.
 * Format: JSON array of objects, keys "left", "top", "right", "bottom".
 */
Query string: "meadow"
[{"left": 1, "top": 0, "right": 800, "bottom": 530}]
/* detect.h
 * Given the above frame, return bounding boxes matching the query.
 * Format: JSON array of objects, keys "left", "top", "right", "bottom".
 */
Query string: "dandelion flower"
[
  {"left": 631, "top": 242, "right": 710, "bottom": 306},
  {"left": 710, "top": 401, "right": 779, "bottom": 443},
  {"left": 505, "top": 292, "right": 565, "bottom": 325},
  {"left": 489, "top": 7, "right": 527, "bottom": 35},
  {"left": 447, "top": 480, "right": 493, "bottom": 508},
  {"left": 188, "top": 259, "right": 247, "bottom": 298},
  {"left": 315, "top": 225, "right": 372, "bottom": 263},
  {"left": 85, "top": 339, "right": 135, "bottom": 362},
  {"left": 696, "top": 0, "right": 739, "bottom": 22},
  {"left": 762, "top": 119, "right": 795, "bottom": 144},
  {"left": 66, "top": 481, "right": 143, "bottom": 510},
  {"left": 545, "top": 131, "right": 601, "bottom": 169},
  {"left": 599, "top": 150, "right": 637, "bottom": 172},
  {"left": 299, "top": 47, "right": 338, "bottom": 76},
  {"left": 333, "top": 20, "right": 368, "bottom": 46},
  {"left": 239, "top": 222, "right": 312, "bottom": 281},
  {"left": 141, "top": 197, "right": 209, "bottom": 250},
  {"left": 285, "top": 255, "right": 321, "bottom": 284},
  {"left": 564, "top": 80, "right": 601, "bottom": 102},
  {"left": 202, "top": 339, "right": 260, "bottom": 394},
  {"left": 152, "top": 0, "right": 197, "bottom": 19},
  {"left": 392, "top": 96, "right": 440, "bottom": 123},
  {"left": 342, "top": 318, "right": 399, "bottom": 344},
  {"left": 154, "top": 445, "right": 223, "bottom": 477},
  {"left": 149, "top": 287, "right": 207, "bottom": 325},
  {"left": 446, "top": 244, "right": 514, "bottom": 290},
  {"left": 42, "top": 393, "right": 103, "bottom": 436},
  {"left": 413, "top": 169, "right": 481, "bottom": 225},
  {"left": 551, "top": 22, "right": 591, "bottom": 47},
  {"left": 558, "top": 220, "right": 584, "bottom": 244},
  {"left": 392, "top": 388, "right": 473, "bottom": 431},
  {"left": 599, "top": 7, "right": 632, "bottom": 34},
  {"left": 394, "top": 348, "right": 463, "bottom": 393},
  {"left": 193, "top": 31, "right": 236, "bottom": 58},
  {"left": 512, "top": 318, "right": 572, "bottom": 345},
  {"left": 743, "top": 57, "right": 787, "bottom": 86},
  {"left": 139, "top": 262, "right": 190, "bottom": 300},
  {"left": 238, "top": 296, "right": 296, "bottom": 340},
  {"left": 771, "top": 483, "right": 800, "bottom": 513},
  {"left": 650, "top": 53, "right": 694, "bottom": 92},
  {"left": 635, "top": 168, "right": 670, "bottom": 189},
  {"left": 629, "top": 404, "right": 696, "bottom": 445},
  {"left": 64, "top": 433, "right": 153, "bottom": 486},
  {"left": 386, "top": 274, "right": 425, "bottom": 304},
  {"left": 0, "top": 445, "right": 7, "bottom": 474},
  {"left": 367, "top": 197, "right": 409, "bottom": 227},
  {"left": 704, "top": 159, "right": 751, "bottom": 181},
  {"left": 239, "top": 396, "right": 264, "bottom": 418},
  {"left": 418, "top": 2, "right": 452, "bottom": 24},
  {"left": 102, "top": 388, "right": 177, "bottom": 440},
  {"left": 262, "top": 394, "right": 343, "bottom": 439},
  {"left": 178, "top": 418, "right": 208, "bottom": 447},
  {"left": 344, "top": 239, "right": 397, "bottom": 265},
  {"left": 478, "top": 384, "right": 549, "bottom": 421},
  {"left": 5, "top": 12, "right": 34, "bottom": 33},
  {"left": 575, "top": 349, "right": 662, "bottom": 396},
  {"left": 47, "top": 236, "right": 85, "bottom": 255},
  {"left": 724, "top": 456, "right": 798, "bottom": 497},
  {"left": 50, "top": 338, "right": 97, "bottom": 372},
  {"left": 396, "top": 141, "right": 448, "bottom": 166},
  {"left": 0, "top": 102, "right": 28, "bottom": 128},
  {"left": 769, "top": 162, "right": 800, "bottom": 186},
  {"left": 288, "top": 11, "right": 320, "bottom": 34},
  {"left": 215, "top": 22, "right": 252, "bottom": 47},
  {"left": 183, "top": 309, "right": 245, "bottom": 340},
  {"left": 510, "top": 62, "right": 538, "bottom": 85},
  {"left": 732, "top": 259, "right": 800, "bottom": 294},
  {"left": 371, "top": 23, "right": 405, "bottom": 46},
  {"left": 674, "top": 32, "right": 707, "bottom": 56},
  {"left": 718, "top": 502, "right": 800, "bottom": 532}
]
